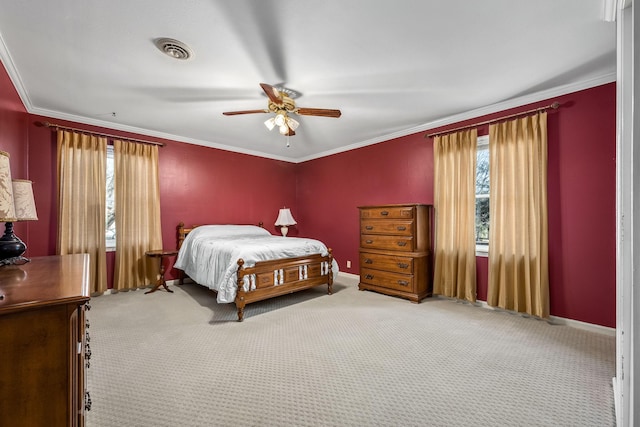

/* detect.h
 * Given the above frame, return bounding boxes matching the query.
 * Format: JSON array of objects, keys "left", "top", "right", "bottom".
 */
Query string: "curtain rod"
[
  {"left": 425, "top": 102, "right": 560, "bottom": 139},
  {"left": 36, "top": 121, "right": 165, "bottom": 147}
]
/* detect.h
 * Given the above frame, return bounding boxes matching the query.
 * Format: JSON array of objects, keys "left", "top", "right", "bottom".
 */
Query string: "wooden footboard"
[
  {"left": 176, "top": 222, "right": 334, "bottom": 321},
  {"left": 235, "top": 250, "right": 333, "bottom": 321}
]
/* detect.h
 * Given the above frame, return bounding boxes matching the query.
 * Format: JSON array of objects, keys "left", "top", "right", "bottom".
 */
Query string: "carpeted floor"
[{"left": 86, "top": 276, "right": 616, "bottom": 426}]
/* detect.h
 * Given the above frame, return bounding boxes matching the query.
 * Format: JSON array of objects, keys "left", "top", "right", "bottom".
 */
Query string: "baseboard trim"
[
  {"left": 98, "top": 279, "right": 181, "bottom": 295},
  {"left": 473, "top": 299, "right": 615, "bottom": 336},
  {"left": 612, "top": 376, "right": 620, "bottom": 421},
  {"left": 106, "top": 273, "right": 617, "bottom": 336}
]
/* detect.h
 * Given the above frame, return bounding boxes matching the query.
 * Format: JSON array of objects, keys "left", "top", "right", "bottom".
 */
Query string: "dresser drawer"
[
  {"left": 360, "top": 268, "right": 414, "bottom": 292},
  {"left": 360, "top": 252, "right": 413, "bottom": 274},
  {"left": 361, "top": 234, "right": 414, "bottom": 252},
  {"left": 361, "top": 219, "right": 413, "bottom": 236},
  {"left": 360, "top": 206, "right": 415, "bottom": 219}
]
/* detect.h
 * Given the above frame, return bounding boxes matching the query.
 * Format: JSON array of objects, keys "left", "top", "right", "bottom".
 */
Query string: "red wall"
[
  {"left": 0, "top": 57, "right": 616, "bottom": 327},
  {"left": 23, "top": 117, "right": 297, "bottom": 285},
  {"left": 297, "top": 83, "right": 616, "bottom": 327},
  {"left": 2, "top": 57, "right": 296, "bottom": 287},
  {"left": 0, "top": 60, "right": 30, "bottom": 247},
  {"left": 295, "top": 132, "right": 434, "bottom": 276}
]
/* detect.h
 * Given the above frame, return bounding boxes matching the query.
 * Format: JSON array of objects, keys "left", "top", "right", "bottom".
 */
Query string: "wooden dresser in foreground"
[
  {"left": 358, "top": 204, "right": 433, "bottom": 302},
  {"left": 0, "top": 254, "right": 91, "bottom": 427}
]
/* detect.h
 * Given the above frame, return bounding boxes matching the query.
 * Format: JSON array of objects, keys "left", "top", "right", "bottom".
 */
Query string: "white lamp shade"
[
  {"left": 274, "top": 208, "right": 297, "bottom": 226},
  {"left": 12, "top": 179, "right": 38, "bottom": 221},
  {"left": 274, "top": 112, "right": 286, "bottom": 127},
  {"left": 0, "top": 151, "right": 16, "bottom": 222},
  {"left": 286, "top": 117, "right": 299, "bottom": 131},
  {"left": 264, "top": 117, "right": 276, "bottom": 131}
]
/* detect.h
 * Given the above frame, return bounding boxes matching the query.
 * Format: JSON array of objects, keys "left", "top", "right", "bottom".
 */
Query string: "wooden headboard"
[{"left": 177, "top": 222, "right": 265, "bottom": 249}]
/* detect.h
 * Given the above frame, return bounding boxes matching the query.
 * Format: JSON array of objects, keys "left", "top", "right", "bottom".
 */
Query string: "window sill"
[{"left": 476, "top": 245, "right": 489, "bottom": 257}]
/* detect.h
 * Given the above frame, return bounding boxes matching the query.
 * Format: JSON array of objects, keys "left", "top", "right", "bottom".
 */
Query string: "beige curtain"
[
  {"left": 56, "top": 130, "right": 107, "bottom": 294},
  {"left": 113, "top": 139, "right": 162, "bottom": 290},
  {"left": 433, "top": 129, "right": 477, "bottom": 302},
  {"left": 487, "top": 112, "right": 549, "bottom": 318}
]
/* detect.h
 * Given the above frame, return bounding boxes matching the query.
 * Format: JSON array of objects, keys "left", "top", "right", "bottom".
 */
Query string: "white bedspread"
[{"left": 173, "top": 225, "right": 339, "bottom": 303}]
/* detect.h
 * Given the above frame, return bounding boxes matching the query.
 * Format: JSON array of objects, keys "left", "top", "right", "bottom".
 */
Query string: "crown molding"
[
  {"left": 0, "top": 31, "right": 33, "bottom": 111},
  {"left": 297, "top": 72, "right": 617, "bottom": 163},
  {"left": 1, "top": 24, "right": 616, "bottom": 165},
  {"left": 603, "top": 0, "right": 618, "bottom": 21},
  {"left": 27, "top": 105, "right": 297, "bottom": 163}
]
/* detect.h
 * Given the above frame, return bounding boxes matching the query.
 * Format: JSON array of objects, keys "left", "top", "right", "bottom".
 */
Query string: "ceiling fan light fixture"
[
  {"left": 274, "top": 112, "right": 287, "bottom": 127},
  {"left": 287, "top": 117, "right": 299, "bottom": 131},
  {"left": 223, "top": 83, "right": 341, "bottom": 139},
  {"left": 264, "top": 117, "right": 276, "bottom": 130}
]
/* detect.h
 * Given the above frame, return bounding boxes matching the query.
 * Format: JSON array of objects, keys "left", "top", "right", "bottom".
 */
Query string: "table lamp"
[
  {"left": 274, "top": 208, "right": 297, "bottom": 237},
  {"left": 0, "top": 151, "right": 38, "bottom": 266}
]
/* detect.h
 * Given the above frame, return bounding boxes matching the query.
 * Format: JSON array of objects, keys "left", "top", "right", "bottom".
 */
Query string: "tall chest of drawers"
[{"left": 358, "top": 204, "right": 433, "bottom": 302}]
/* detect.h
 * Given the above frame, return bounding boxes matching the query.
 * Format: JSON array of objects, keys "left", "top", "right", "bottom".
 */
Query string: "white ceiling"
[{"left": 0, "top": 0, "right": 616, "bottom": 162}]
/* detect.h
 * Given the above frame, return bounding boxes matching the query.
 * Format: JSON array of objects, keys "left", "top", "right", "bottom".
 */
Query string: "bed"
[{"left": 174, "top": 222, "right": 338, "bottom": 321}]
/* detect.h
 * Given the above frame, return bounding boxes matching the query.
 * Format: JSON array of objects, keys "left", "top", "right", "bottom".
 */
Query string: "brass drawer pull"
[
  {"left": 366, "top": 240, "right": 373, "bottom": 244},
  {"left": 397, "top": 226, "right": 407, "bottom": 231},
  {"left": 364, "top": 258, "right": 373, "bottom": 264},
  {"left": 397, "top": 263, "right": 409, "bottom": 269},
  {"left": 380, "top": 211, "right": 389, "bottom": 216},
  {"left": 397, "top": 241, "right": 407, "bottom": 247},
  {"left": 365, "top": 225, "right": 373, "bottom": 230},
  {"left": 397, "top": 280, "right": 409, "bottom": 286},
  {"left": 365, "top": 274, "right": 374, "bottom": 280}
]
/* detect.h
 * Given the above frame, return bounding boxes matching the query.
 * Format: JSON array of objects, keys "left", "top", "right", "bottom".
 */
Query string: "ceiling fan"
[{"left": 223, "top": 83, "right": 341, "bottom": 136}]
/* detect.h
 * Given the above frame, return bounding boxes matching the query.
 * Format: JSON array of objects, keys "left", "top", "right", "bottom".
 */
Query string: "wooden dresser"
[
  {"left": 0, "top": 254, "right": 91, "bottom": 427},
  {"left": 358, "top": 204, "right": 433, "bottom": 302}
]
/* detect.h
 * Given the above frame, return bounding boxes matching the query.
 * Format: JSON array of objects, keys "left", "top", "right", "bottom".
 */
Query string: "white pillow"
[{"left": 189, "top": 224, "right": 271, "bottom": 239}]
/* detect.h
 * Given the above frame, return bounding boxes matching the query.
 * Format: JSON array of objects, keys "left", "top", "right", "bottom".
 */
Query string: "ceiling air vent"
[{"left": 154, "top": 38, "right": 193, "bottom": 60}]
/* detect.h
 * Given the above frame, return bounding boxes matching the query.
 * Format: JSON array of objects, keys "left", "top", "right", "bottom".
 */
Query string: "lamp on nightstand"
[
  {"left": 274, "top": 207, "right": 297, "bottom": 237},
  {"left": 0, "top": 151, "right": 38, "bottom": 266}
]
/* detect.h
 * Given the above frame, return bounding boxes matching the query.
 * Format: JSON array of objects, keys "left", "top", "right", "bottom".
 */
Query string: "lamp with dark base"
[
  {"left": 0, "top": 222, "right": 29, "bottom": 266},
  {"left": 0, "top": 151, "right": 38, "bottom": 267}
]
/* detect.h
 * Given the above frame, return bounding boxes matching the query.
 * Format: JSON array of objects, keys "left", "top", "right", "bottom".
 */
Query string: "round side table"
[{"left": 145, "top": 249, "right": 179, "bottom": 294}]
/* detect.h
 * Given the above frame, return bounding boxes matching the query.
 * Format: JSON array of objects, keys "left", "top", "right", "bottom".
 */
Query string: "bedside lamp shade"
[
  {"left": 274, "top": 208, "right": 297, "bottom": 237},
  {"left": 0, "top": 151, "right": 16, "bottom": 222},
  {"left": 12, "top": 179, "right": 38, "bottom": 221}
]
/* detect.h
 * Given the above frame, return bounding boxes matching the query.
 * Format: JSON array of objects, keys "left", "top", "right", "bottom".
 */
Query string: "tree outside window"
[
  {"left": 106, "top": 145, "right": 115, "bottom": 247},
  {"left": 476, "top": 136, "right": 489, "bottom": 252}
]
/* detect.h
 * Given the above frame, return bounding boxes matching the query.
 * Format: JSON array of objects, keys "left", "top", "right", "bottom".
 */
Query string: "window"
[
  {"left": 475, "top": 135, "right": 489, "bottom": 254},
  {"left": 106, "top": 145, "right": 115, "bottom": 248}
]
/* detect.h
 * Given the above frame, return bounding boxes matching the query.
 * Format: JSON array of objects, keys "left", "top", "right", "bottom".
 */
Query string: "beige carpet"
[{"left": 86, "top": 276, "right": 615, "bottom": 426}]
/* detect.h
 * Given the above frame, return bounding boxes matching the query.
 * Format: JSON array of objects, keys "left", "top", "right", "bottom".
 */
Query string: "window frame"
[
  {"left": 475, "top": 135, "right": 489, "bottom": 256},
  {"left": 106, "top": 145, "right": 115, "bottom": 250}
]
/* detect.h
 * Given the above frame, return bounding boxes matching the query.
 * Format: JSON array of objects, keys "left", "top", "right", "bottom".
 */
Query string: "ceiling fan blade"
[
  {"left": 284, "top": 127, "right": 295, "bottom": 136},
  {"left": 260, "top": 83, "right": 284, "bottom": 106},
  {"left": 222, "top": 109, "right": 268, "bottom": 116},
  {"left": 295, "top": 108, "right": 342, "bottom": 118}
]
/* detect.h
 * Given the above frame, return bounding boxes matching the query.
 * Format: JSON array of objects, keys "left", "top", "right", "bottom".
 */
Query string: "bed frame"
[{"left": 176, "top": 222, "right": 334, "bottom": 321}]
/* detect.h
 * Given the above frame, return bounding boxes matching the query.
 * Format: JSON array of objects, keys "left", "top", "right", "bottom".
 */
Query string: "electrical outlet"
[{"left": 346, "top": 260, "right": 351, "bottom": 269}]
